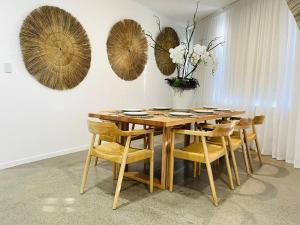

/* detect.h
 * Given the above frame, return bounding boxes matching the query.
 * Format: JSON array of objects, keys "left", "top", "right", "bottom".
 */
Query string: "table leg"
[
  {"left": 120, "top": 122, "right": 129, "bottom": 144},
  {"left": 161, "top": 127, "right": 171, "bottom": 189},
  {"left": 184, "top": 123, "right": 192, "bottom": 147},
  {"left": 183, "top": 124, "right": 192, "bottom": 179}
]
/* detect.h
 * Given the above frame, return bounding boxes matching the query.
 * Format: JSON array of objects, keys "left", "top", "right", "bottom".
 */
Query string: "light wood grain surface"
[{"left": 89, "top": 109, "right": 245, "bottom": 127}]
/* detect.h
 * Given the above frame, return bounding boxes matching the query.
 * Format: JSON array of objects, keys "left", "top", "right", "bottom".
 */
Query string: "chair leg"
[
  {"left": 206, "top": 162, "right": 218, "bottom": 206},
  {"left": 80, "top": 154, "right": 92, "bottom": 194},
  {"left": 169, "top": 150, "right": 174, "bottom": 192},
  {"left": 198, "top": 163, "right": 202, "bottom": 176},
  {"left": 150, "top": 154, "right": 154, "bottom": 193},
  {"left": 255, "top": 137, "right": 263, "bottom": 165},
  {"left": 112, "top": 163, "right": 117, "bottom": 180},
  {"left": 193, "top": 162, "right": 197, "bottom": 178},
  {"left": 95, "top": 139, "right": 101, "bottom": 166},
  {"left": 245, "top": 142, "right": 253, "bottom": 172},
  {"left": 94, "top": 157, "right": 99, "bottom": 166},
  {"left": 243, "top": 130, "right": 253, "bottom": 173},
  {"left": 143, "top": 160, "right": 148, "bottom": 173},
  {"left": 112, "top": 135, "right": 132, "bottom": 210},
  {"left": 224, "top": 150, "right": 234, "bottom": 190},
  {"left": 241, "top": 143, "right": 251, "bottom": 174},
  {"left": 216, "top": 159, "right": 220, "bottom": 169},
  {"left": 114, "top": 163, "right": 120, "bottom": 180},
  {"left": 229, "top": 149, "right": 240, "bottom": 186},
  {"left": 112, "top": 161, "right": 127, "bottom": 210}
]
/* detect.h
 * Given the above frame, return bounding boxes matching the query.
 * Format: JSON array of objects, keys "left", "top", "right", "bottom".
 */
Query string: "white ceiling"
[{"left": 134, "top": 0, "right": 238, "bottom": 26}]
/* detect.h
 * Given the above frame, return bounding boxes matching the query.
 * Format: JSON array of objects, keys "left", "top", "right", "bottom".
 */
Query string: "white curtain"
[{"left": 195, "top": 0, "right": 300, "bottom": 168}]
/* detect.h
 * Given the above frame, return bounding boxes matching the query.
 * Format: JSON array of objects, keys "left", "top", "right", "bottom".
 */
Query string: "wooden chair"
[
  {"left": 231, "top": 119, "right": 252, "bottom": 175},
  {"left": 169, "top": 123, "right": 235, "bottom": 206},
  {"left": 94, "top": 123, "right": 158, "bottom": 173},
  {"left": 231, "top": 115, "right": 265, "bottom": 170},
  {"left": 204, "top": 119, "right": 253, "bottom": 183},
  {"left": 244, "top": 116, "right": 265, "bottom": 166},
  {"left": 80, "top": 121, "right": 154, "bottom": 210}
]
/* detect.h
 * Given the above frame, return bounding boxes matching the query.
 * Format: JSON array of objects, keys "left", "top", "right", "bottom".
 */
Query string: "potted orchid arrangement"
[
  {"left": 145, "top": 3, "right": 224, "bottom": 108},
  {"left": 167, "top": 42, "right": 218, "bottom": 90}
]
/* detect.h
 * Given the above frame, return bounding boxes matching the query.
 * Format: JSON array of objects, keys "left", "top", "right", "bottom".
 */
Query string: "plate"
[
  {"left": 214, "top": 108, "right": 231, "bottom": 111},
  {"left": 193, "top": 109, "right": 215, "bottom": 114},
  {"left": 203, "top": 106, "right": 218, "bottom": 109},
  {"left": 122, "top": 109, "right": 143, "bottom": 112},
  {"left": 169, "top": 112, "right": 194, "bottom": 117},
  {"left": 153, "top": 107, "right": 171, "bottom": 110},
  {"left": 123, "top": 112, "right": 148, "bottom": 116}
]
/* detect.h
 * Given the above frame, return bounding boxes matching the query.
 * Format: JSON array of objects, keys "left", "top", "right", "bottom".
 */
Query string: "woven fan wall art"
[
  {"left": 287, "top": 0, "right": 300, "bottom": 29},
  {"left": 107, "top": 19, "right": 148, "bottom": 81},
  {"left": 20, "top": 6, "right": 91, "bottom": 90},
  {"left": 155, "top": 27, "right": 179, "bottom": 76}
]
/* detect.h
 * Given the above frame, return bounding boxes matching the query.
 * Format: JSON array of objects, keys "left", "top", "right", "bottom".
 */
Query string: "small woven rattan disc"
[
  {"left": 106, "top": 19, "right": 148, "bottom": 81},
  {"left": 155, "top": 27, "right": 179, "bottom": 76}
]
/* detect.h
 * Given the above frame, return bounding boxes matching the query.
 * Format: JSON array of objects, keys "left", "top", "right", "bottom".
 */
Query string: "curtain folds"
[{"left": 195, "top": 0, "right": 300, "bottom": 168}]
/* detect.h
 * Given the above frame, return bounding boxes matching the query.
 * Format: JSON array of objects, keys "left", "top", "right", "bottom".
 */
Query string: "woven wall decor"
[
  {"left": 155, "top": 27, "right": 179, "bottom": 76},
  {"left": 287, "top": 0, "right": 300, "bottom": 29},
  {"left": 20, "top": 6, "right": 91, "bottom": 90},
  {"left": 107, "top": 19, "right": 148, "bottom": 81}
]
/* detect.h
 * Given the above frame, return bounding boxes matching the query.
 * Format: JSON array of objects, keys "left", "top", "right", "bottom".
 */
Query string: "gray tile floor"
[{"left": 1, "top": 139, "right": 300, "bottom": 225}]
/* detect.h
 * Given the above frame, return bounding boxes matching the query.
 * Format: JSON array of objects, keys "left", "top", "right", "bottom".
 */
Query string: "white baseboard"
[
  {"left": 286, "top": 159, "right": 300, "bottom": 169},
  {"left": 0, "top": 145, "right": 89, "bottom": 171}
]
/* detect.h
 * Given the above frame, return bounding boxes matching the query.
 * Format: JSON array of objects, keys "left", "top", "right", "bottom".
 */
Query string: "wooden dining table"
[{"left": 89, "top": 109, "right": 245, "bottom": 190}]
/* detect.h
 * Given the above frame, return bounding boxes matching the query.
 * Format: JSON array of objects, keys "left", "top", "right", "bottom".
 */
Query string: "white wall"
[{"left": 0, "top": 0, "right": 183, "bottom": 169}]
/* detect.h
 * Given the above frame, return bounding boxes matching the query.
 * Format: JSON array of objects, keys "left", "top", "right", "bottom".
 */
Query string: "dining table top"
[{"left": 88, "top": 109, "right": 245, "bottom": 127}]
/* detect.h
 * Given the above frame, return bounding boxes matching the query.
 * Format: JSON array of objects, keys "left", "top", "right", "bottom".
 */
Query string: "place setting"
[
  {"left": 167, "top": 111, "right": 195, "bottom": 118},
  {"left": 213, "top": 108, "right": 233, "bottom": 115},
  {"left": 192, "top": 108, "right": 216, "bottom": 114},
  {"left": 121, "top": 109, "right": 153, "bottom": 118}
]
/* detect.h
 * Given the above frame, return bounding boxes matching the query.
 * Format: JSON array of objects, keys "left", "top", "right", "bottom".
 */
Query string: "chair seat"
[
  {"left": 246, "top": 132, "right": 256, "bottom": 141},
  {"left": 92, "top": 142, "right": 152, "bottom": 164},
  {"left": 230, "top": 138, "right": 243, "bottom": 149},
  {"left": 174, "top": 142, "right": 225, "bottom": 163},
  {"left": 232, "top": 130, "right": 240, "bottom": 137},
  {"left": 207, "top": 136, "right": 242, "bottom": 151}
]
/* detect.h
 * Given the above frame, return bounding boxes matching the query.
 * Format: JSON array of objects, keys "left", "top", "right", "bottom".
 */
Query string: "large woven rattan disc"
[
  {"left": 155, "top": 27, "right": 179, "bottom": 76},
  {"left": 287, "top": 0, "right": 300, "bottom": 29},
  {"left": 107, "top": 19, "right": 148, "bottom": 81},
  {"left": 20, "top": 6, "right": 91, "bottom": 90}
]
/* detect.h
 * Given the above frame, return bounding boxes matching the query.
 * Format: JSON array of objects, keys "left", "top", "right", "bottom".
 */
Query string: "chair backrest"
[
  {"left": 253, "top": 115, "right": 265, "bottom": 125},
  {"left": 87, "top": 120, "right": 122, "bottom": 139},
  {"left": 210, "top": 122, "right": 235, "bottom": 137},
  {"left": 235, "top": 118, "right": 253, "bottom": 129},
  {"left": 99, "top": 134, "right": 117, "bottom": 142}
]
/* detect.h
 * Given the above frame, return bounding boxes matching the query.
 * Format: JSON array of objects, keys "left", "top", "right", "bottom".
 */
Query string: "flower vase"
[{"left": 171, "top": 88, "right": 195, "bottom": 109}]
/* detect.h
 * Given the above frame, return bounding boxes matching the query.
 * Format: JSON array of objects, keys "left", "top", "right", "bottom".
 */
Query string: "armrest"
[{"left": 173, "top": 129, "right": 213, "bottom": 137}]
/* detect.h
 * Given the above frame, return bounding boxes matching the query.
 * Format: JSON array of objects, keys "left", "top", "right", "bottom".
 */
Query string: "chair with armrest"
[
  {"left": 245, "top": 115, "right": 265, "bottom": 165},
  {"left": 169, "top": 122, "right": 235, "bottom": 206},
  {"left": 80, "top": 120, "right": 154, "bottom": 210},
  {"left": 203, "top": 119, "right": 253, "bottom": 184},
  {"left": 231, "top": 115, "right": 265, "bottom": 167}
]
